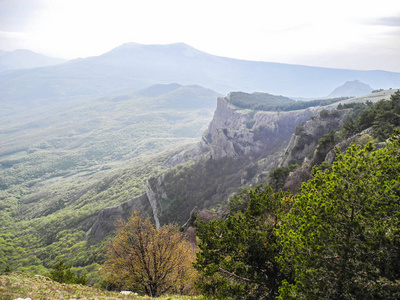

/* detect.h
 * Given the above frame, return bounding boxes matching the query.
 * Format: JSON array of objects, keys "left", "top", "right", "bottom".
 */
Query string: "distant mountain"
[
  {"left": 0, "top": 49, "right": 66, "bottom": 71},
  {"left": 136, "top": 83, "right": 183, "bottom": 98},
  {"left": 1, "top": 42, "right": 399, "bottom": 100},
  {"left": 328, "top": 80, "right": 373, "bottom": 98}
]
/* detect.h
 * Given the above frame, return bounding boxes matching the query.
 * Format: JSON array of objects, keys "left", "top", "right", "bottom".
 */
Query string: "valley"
[{"left": 1, "top": 43, "right": 400, "bottom": 298}]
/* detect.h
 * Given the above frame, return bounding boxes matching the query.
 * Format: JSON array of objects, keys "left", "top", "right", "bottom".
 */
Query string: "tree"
[
  {"left": 102, "top": 212, "right": 197, "bottom": 297},
  {"left": 49, "top": 260, "right": 87, "bottom": 284},
  {"left": 276, "top": 136, "right": 400, "bottom": 299},
  {"left": 268, "top": 165, "right": 298, "bottom": 192},
  {"left": 195, "top": 185, "right": 292, "bottom": 299}
]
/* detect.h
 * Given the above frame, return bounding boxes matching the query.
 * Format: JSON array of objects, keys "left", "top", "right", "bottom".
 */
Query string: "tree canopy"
[
  {"left": 102, "top": 212, "right": 196, "bottom": 297},
  {"left": 195, "top": 134, "right": 400, "bottom": 299},
  {"left": 277, "top": 136, "right": 400, "bottom": 299},
  {"left": 195, "top": 186, "right": 292, "bottom": 299}
]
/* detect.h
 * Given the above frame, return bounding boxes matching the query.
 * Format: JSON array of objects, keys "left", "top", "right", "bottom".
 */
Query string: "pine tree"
[{"left": 277, "top": 136, "right": 400, "bottom": 299}]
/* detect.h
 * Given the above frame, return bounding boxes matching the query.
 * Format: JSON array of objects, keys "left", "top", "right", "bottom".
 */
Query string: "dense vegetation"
[
  {"left": 0, "top": 85, "right": 217, "bottom": 282},
  {"left": 194, "top": 91, "right": 400, "bottom": 299},
  {"left": 340, "top": 91, "right": 400, "bottom": 141},
  {"left": 195, "top": 137, "right": 400, "bottom": 299},
  {"left": 277, "top": 140, "right": 400, "bottom": 299},
  {"left": 195, "top": 186, "right": 291, "bottom": 299},
  {"left": 160, "top": 157, "right": 254, "bottom": 225},
  {"left": 2, "top": 87, "right": 399, "bottom": 298},
  {"left": 226, "top": 91, "right": 349, "bottom": 111}
]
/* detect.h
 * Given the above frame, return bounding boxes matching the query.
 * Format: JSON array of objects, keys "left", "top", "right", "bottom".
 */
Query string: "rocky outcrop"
[
  {"left": 146, "top": 174, "right": 169, "bottom": 228},
  {"left": 279, "top": 109, "right": 351, "bottom": 168},
  {"left": 200, "top": 96, "right": 319, "bottom": 160},
  {"left": 84, "top": 193, "right": 151, "bottom": 240},
  {"left": 86, "top": 95, "right": 327, "bottom": 239}
]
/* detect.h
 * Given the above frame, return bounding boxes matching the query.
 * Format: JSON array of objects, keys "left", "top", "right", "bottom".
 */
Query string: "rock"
[
  {"left": 86, "top": 94, "right": 324, "bottom": 236},
  {"left": 85, "top": 193, "right": 152, "bottom": 240},
  {"left": 120, "top": 291, "right": 138, "bottom": 295},
  {"left": 279, "top": 108, "right": 350, "bottom": 168},
  {"left": 200, "top": 96, "right": 318, "bottom": 160}
]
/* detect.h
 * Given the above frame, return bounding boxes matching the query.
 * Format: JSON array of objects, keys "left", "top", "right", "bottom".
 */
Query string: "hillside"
[
  {"left": 86, "top": 91, "right": 355, "bottom": 237},
  {"left": 1, "top": 43, "right": 400, "bottom": 100},
  {"left": 1, "top": 84, "right": 399, "bottom": 295},
  {"left": 0, "top": 272, "right": 203, "bottom": 300},
  {"left": 0, "top": 84, "right": 219, "bottom": 276}
]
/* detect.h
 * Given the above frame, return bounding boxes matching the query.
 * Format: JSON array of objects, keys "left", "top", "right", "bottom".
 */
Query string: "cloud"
[{"left": 367, "top": 16, "right": 400, "bottom": 27}]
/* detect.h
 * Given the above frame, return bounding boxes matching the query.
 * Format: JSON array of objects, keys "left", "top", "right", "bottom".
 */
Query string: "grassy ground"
[{"left": 0, "top": 272, "right": 206, "bottom": 300}]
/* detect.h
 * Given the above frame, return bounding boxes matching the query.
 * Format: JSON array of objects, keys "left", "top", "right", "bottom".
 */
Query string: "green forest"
[{"left": 226, "top": 91, "right": 349, "bottom": 111}]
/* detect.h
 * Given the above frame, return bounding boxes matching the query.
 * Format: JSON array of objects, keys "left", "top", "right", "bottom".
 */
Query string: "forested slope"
[{"left": 194, "top": 90, "right": 400, "bottom": 299}]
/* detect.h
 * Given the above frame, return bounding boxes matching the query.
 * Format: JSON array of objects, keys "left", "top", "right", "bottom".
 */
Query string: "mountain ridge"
[
  {"left": 0, "top": 49, "right": 66, "bottom": 71},
  {"left": 1, "top": 43, "right": 400, "bottom": 100}
]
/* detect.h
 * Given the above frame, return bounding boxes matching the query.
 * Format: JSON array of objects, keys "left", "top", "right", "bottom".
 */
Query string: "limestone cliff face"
[
  {"left": 84, "top": 193, "right": 152, "bottom": 240},
  {"left": 279, "top": 109, "right": 351, "bottom": 168},
  {"left": 86, "top": 95, "right": 327, "bottom": 239},
  {"left": 146, "top": 174, "right": 168, "bottom": 228},
  {"left": 86, "top": 176, "right": 169, "bottom": 239},
  {"left": 200, "top": 96, "right": 318, "bottom": 160}
]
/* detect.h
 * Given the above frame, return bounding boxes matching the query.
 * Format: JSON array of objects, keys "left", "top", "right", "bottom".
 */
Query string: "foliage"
[
  {"left": 268, "top": 164, "right": 299, "bottom": 192},
  {"left": 341, "top": 90, "right": 400, "bottom": 140},
  {"left": 49, "top": 260, "right": 87, "bottom": 285},
  {"left": 226, "top": 91, "right": 348, "bottom": 111},
  {"left": 161, "top": 156, "right": 252, "bottom": 224},
  {"left": 276, "top": 136, "right": 400, "bottom": 299},
  {"left": 0, "top": 86, "right": 216, "bottom": 277},
  {"left": 313, "top": 130, "right": 337, "bottom": 166},
  {"left": 227, "top": 92, "right": 295, "bottom": 110},
  {"left": 195, "top": 185, "right": 292, "bottom": 299},
  {"left": 103, "top": 212, "right": 197, "bottom": 297}
]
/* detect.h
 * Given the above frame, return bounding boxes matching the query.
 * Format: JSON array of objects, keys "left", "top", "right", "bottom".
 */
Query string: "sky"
[{"left": 1, "top": 0, "right": 400, "bottom": 72}]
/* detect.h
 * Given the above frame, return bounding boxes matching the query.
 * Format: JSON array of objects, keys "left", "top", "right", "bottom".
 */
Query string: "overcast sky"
[{"left": 1, "top": 0, "right": 400, "bottom": 72}]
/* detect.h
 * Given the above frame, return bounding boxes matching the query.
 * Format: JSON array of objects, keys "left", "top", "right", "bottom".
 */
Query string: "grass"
[{"left": 0, "top": 272, "right": 206, "bottom": 300}]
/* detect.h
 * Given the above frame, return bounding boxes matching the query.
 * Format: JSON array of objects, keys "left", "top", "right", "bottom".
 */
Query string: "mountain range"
[
  {"left": 1, "top": 40, "right": 400, "bottom": 286},
  {"left": 0, "top": 49, "right": 66, "bottom": 71},
  {"left": 1, "top": 42, "right": 400, "bottom": 100}
]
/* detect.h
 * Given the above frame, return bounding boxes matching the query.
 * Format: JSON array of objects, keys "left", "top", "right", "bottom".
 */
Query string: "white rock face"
[
  {"left": 146, "top": 174, "right": 167, "bottom": 229},
  {"left": 120, "top": 290, "right": 138, "bottom": 295},
  {"left": 86, "top": 95, "right": 327, "bottom": 235},
  {"left": 200, "top": 97, "right": 318, "bottom": 160},
  {"left": 279, "top": 109, "right": 351, "bottom": 167}
]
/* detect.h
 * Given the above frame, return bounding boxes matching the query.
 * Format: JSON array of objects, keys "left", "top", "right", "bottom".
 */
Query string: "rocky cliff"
[
  {"left": 279, "top": 109, "right": 351, "bottom": 168},
  {"left": 86, "top": 94, "right": 328, "bottom": 239},
  {"left": 84, "top": 193, "right": 152, "bottom": 240},
  {"left": 200, "top": 96, "right": 318, "bottom": 159}
]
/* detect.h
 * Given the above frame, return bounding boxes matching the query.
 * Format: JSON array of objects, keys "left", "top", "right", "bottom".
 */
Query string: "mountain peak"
[
  {"left": 105, "top": 42, "right": 206, "bottom": 59},
  {"left": 112, "top": 42, "right": 144, "bottom": 50},
  {"left": 328, "top": 80, "right": 373, "bottom": 98}
]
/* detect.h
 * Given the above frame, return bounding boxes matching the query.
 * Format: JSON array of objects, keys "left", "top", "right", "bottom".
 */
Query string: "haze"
[{"left": 0, "top": 0, "right": 400, "bottom": 72}]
